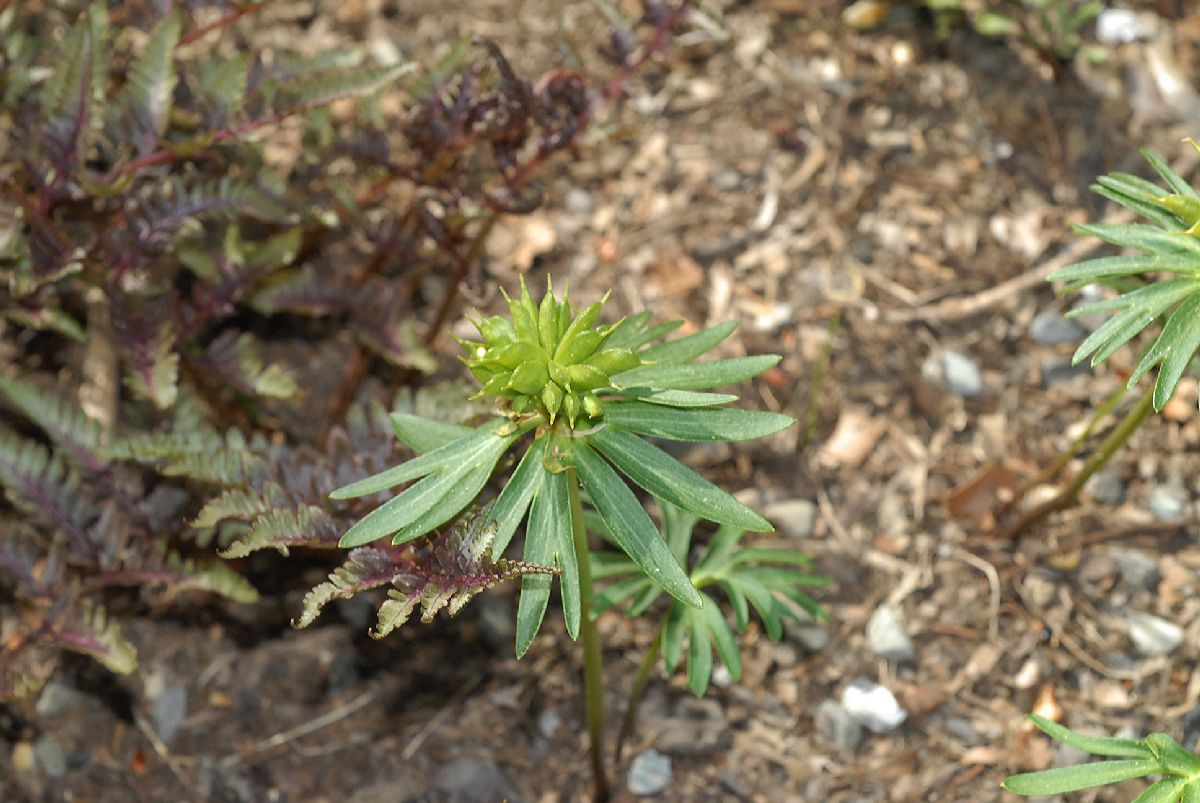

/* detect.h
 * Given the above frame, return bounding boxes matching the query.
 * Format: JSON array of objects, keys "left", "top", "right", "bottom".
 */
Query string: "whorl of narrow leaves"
[
  {"left": 333, "top": 280, "right": 795, "bottom": 654},
  {"left": 295, "top": 508, "right": 558, "bottom": 638},
  {"left": 1003, "top": 714, "right": 1200, "bottom": 801},
  {"left": 1054, "top": 141, "right": 1200, "bottom": 412},
  {"left": 592, "top": 503, "right": 827, "bottom": 696}
]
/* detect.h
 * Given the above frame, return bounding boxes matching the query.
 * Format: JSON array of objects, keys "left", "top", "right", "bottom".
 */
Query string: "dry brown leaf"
[
  {"left": 484, "top": 214, "right": 557, "bottom": 275},
  {"left": 945, "top": 462, "right": 1021, "bottom": 527},
  {"left": 818, "top": 407, "right": 886, "bottom": 468}
]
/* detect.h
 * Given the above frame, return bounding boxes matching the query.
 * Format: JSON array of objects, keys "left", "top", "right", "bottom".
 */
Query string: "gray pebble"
[
  {"left": 814, "top": 700, "right": 863, "bottom": 753},
  {"left": 866, "top": 603, "right": 914, "bottom": 662},
  {"left": 36, "top": 680, "right": 83, "bottom": 718},
  {"left": 433, "top": 758, "right": 517, "bottom": 803},
  {"left": 1030, "top": 311, "right": 1085, "bottom": 345},
  {"left": 628, "top": 749, "right": 672, "bottom": 796},
  {"left": 1128, "top": 611, "right": 1182, "bottom": 656},
  {"left": 564, "top": 188, "right": 593, "bottom": 215},
  {"left": 1147, "top": 485, "right": 1189, "bottom": 522},
  {"left": 537, "top": 708, "right": 561, "bottom": 739},
  {"left": 1041, "top": 356, "right": 1089, "bottom": 386},
  {"left": 942, "top": 350, "right": 983, "bottom": 398},
  {"left": 787, "top": 614, "right": 830, "bottom": 653},
  {"left": 151, "top": 683, "right": 189, "bottom": 747},
  {"left": 1115, "top": 550, "right": 1160, "bottom": 590},
  {"left": 840, "top": 678, "right": 907, "bottom": 733},
  {"left": 763, "top": 499, "right": 816, "bottom": 539},
  {"left": 1084, "top": 468, "right": 1125, "bottom": 505},
  {"left": 34, "top": 736, "right": 66, "bottom": 779},
  {"left": 943, "top": 716, "right": 977, "bottom": 746}
]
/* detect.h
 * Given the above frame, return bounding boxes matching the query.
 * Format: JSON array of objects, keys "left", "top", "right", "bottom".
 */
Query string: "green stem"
[
  {"left": 615, "top": 618, "right": 664, "bottom": 766},
  {"left": 568, "top": 467, "right": 609, "bottom": 803},
  {"left": 996, "top": 381, "right": 1127, "bottom": 521},
  {"left": 997, "top": 388, "right": 1154, "bottom": 541}
]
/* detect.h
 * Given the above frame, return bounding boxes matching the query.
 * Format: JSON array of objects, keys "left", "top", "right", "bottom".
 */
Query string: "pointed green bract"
[{"left": 613, "top": 355, "right": 781, "bottom": 391}]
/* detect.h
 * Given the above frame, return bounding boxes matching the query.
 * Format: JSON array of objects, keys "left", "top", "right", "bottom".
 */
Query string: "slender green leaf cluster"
[
  {"left": 329, "top": 281, "right": 797, "bottom": 655},
  {"left": 593, "top": 502, "right": 827, "bottom": 696},
  {"left": 1004, "top": 714, "right": 1200, "bottom": 801},
  {"left": 1055, "top": 141, "right": 1200, "bottom": 412}
]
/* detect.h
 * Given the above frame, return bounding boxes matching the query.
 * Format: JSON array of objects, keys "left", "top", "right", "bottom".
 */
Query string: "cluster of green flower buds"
[{"left": 460, "top": 278, "right": 641, "bottom": 427}]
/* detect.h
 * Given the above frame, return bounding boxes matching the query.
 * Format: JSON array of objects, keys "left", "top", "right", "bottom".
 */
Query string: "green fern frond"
[
  {"left": 0, "top": 432, "right": 90, "bottom": 545},
  {"left": 1055, "top": 143, "right": 1200, "bottom": 411},
  {"left": 122, "top": 324, "right": 179, "bottom": 410},
  {"left": 270, "top": 61, "right": 415, "bottom": 115},
  {"left": 197, "top": 53, "right": 249, "bottom": 124},
  {"left": 219, "top": 505, "right": 339, "bottom": 558},
  {"left": 37, "top": 9, "right": 94, "bottom": 175},
  {"left": 292, "top": 546, "right": 405, "bottom": 629},
  {"left": 0, "top": 375, "right": 108, "bottom": 471},
  {"left": 192, "top": 484, "right": 285, "bottom": 528},
  {"left": 50, "top": 600, "right": 137, "bottom": 675},
  {"left": 107, "top": 12, "right": 181, "bottom": 151},
  {"left": 110, "top": 425, "right": 264, "bottom": 485},
  {"left": 153, "top": 546, "right": 259, "bottom": 603}
]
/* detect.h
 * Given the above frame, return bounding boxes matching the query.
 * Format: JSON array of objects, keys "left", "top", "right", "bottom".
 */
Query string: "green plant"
[
  {"left": 296, "top": 278, "right": 811, "bottom": 801},
  {"left": 844, "top": 0, "right": 1105, "bottom": 67},
  {"left": 1004, "top": 715, "right": 1200, "bottom": 801},
  {"left": 1001, "top": 141, "right": 1200, "bottom": 795},
  {"left": 0, "top": 0, "right": 698, "bottom": 703},
  {"left": 993, "top": 141, "right": 1200, "bottom": 540}
]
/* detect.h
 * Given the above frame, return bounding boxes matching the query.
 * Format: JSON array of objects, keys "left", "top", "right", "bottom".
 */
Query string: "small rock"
[
  {"left": 650, "top": 697, "right": 725, "bottom": 754},
  {"left": 628, "top": 749, "right": 672, "bottom": 796},
  {"left": 1147, "top": 485, "right": 1189, "bottom": 521},
  {"left": 35, "top": 736, "right": 67, "bottom": 778},
  {"left": 150, "top": 683, "right": 189, "bottom": 747},
  {"left": 942, "top": 350, "right": 984, "bottom": 398},
  {"left": 866, "top": 603, "right": 914, "bottom": 662},
  {"left": 537, "top": 708, "right": 561, "bottom": 739},
  {"left": 563, "top": 188, "right": 593, "bottom": 215},
  {"left": 1029, "top": 311, "right": 1085, "bottom": 345},
  {"left": 814, "top": 700, "right": 863, "bottom": 753},
  {"left": 786, "top": 613, "right": 830, "bottom": 653},
  {"left": 11, "top": 741, "right": 35, "bottom": 774},
  {"left": 763, "top": 499, "right": 816, "bottom": 539},
  {"left": 477, "top": 592, "right": 516, "bottom": 649},
  {"left": 433, "top": 758, "right": 517, "bottom": 803},
  {"left": 36, "top": 680, "right": 83, "bottom": 718},
  {"left": 1077, "top": 553, "right": 1117, "bottom": 587},
  {"left": 1041, "top": 356, "right": 1089, "bottom": 386},
  {"left": 1115, "top": 550, "right": 1160, "bottom": 590},
  {"left": 1128, "top": 612, "right": 1182, "bottom": 656},
  {"left": 1096, "top": 8, "right": 1154, "bottom": 44},
  {"left": 1084, "top": 468, "right": 1125, "bottom": 505},
  {"left": 711, "top": 664, "right": 734, "bottom": 689},
  {"left": 840, "top": 678, "right": 908, "bottom": 733},
  {"left": 943, "top": 716, "right": 977, "bottom": 745}
]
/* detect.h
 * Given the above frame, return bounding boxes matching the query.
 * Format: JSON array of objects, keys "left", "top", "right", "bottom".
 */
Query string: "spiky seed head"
[{"left": 464, "top": 278, "right": 637, "bottom": 426}]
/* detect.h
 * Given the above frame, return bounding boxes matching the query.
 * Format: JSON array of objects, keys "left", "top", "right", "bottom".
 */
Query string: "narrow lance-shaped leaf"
[
  {"left": 487, "top": 436, "right": 547, "bottom": 559},
  {"left": 331, "top": 423, "right": 504, "bottom": 499},
  {"left": 571, "top": 442, "right": 700, "bottom": 608},
  {"left": 1002, "top": 760, "right": 1159, "bottom": 796},
  {"left": 640, "top": 320, "right": 739, "bottom": 363},
  {"left": 603, "top": 400, "right": 794, "bottom": 442},
  {"left": 338, "top": 428, "right": 518, "bottom": 547},
  {"left": 613, "top": 355, "right": 781, "bottom": 391},
  {"left": 588, "top": 426, "right": 772, "bottom": 531}
]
